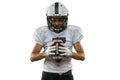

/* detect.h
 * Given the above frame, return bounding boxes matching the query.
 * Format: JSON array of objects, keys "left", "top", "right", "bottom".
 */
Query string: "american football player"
[{"left": 30, "top": 2, "right": 85, "bottom": 80}]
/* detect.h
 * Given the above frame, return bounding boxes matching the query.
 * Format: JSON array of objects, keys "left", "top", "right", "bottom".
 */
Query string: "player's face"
[{"left": 50, "top": 18, "right": 64, "bottom": 28}]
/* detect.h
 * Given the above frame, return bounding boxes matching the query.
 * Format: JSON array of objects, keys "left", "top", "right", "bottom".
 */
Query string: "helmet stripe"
[{"left": 55, "top": 2, "right": 59, "bottom": 14}]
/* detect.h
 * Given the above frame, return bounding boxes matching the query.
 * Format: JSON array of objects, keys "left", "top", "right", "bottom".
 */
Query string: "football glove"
[
  {"left": 58, "top": 46, "right": 72, "bottom": 56},
  {"left": 44, "top": 46, "right": 56, "bottom": 57}
]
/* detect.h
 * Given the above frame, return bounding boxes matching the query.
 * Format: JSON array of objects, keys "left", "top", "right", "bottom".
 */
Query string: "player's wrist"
[
  {"left": 40, "top": 53, "right": 46, "bottom": 58},
  {"left": 70, "top": 52, "right": 75, "bottom": 57}
]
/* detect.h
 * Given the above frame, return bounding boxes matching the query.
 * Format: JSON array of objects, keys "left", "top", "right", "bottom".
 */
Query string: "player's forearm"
[
  {"left": 71, "top": 52, "right": 85, "bottom": 61},
  {"left": 30, "top": 53, "right": 45, "bottom": 62}
]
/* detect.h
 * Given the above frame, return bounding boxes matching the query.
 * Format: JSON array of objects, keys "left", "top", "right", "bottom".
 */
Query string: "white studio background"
[{"left": 0, "top": 0, "right": 120, "bottom": 80}]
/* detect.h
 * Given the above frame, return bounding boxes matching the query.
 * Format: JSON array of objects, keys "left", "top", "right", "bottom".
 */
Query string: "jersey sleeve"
[
  {"left": 33, "top": 28, "right": 44, "bottom": 45},
  {"left": 72, "top": 26, "right": 83, "bottom": 44}
]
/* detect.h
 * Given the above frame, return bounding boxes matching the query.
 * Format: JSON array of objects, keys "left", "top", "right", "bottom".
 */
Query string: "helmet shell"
[{"left": 46, "top": 2, "right": 68, "bottom": 17}]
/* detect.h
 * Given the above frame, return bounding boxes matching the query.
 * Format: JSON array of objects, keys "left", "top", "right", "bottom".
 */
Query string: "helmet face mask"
[
  {"left": 46, "top": 2, "right": 68, "bottom": 33},
  {"left": 47, "top": 16, "right": 68, "bottom": 33}
]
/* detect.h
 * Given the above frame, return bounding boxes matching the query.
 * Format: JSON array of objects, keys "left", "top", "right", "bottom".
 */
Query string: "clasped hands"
[{"left": 44, "top": 43, "right": 72, "bottom": 57}]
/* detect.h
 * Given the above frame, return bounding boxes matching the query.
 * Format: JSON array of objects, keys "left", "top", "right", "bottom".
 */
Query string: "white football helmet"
[{"left": 46, "top": 2, "right": 69, "bottom": 33}]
